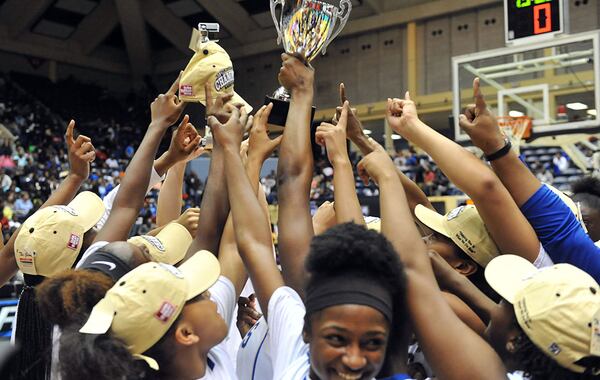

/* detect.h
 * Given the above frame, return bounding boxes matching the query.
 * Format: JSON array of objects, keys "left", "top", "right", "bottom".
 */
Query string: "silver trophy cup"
[{"left": 265, "top": 0, "right": 352, "bottom": 126}]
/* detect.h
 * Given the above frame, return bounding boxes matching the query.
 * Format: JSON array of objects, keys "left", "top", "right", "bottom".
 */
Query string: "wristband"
[{"left": 485, "top": 138, "right": 512, "bottom": 161}]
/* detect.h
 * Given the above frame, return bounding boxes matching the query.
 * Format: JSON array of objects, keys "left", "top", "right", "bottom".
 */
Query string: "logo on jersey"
[{"left": 155, "top": 301, "right": 177, "bottom": 323}]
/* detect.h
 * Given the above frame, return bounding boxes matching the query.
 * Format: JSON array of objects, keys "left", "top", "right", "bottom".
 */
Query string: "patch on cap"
[
  {"left": 140, "top": 236, "right": 165, "bottom": 252},
  {"left": 158, "top": 263, "right": 183, "bottom": 279},
  {"left": 591, "top": 309, "right": 600, "bottom": 356},
  {"left": 214, "top": 67, "right": 234, "bottom": 92},
  {"left": 67, "top": 234, "right": 81, "bottom": 250},
  {"left": 453, "top": 231, "right": 476, "bottom": 255},
  {"left": 180, "top": 84, "right": 193, "bottom": 96},
  {"left": 54, "top": 205, "right": 78, "bottom": 216},
  {"left": 447, "top": 206, "right": 465, "bottom": 221},
  {"left": 155, "top": 301, "right": 177, "bottom": 323},
  {"left": 17, "top": 250, "right": 34, "bottom": 266}
]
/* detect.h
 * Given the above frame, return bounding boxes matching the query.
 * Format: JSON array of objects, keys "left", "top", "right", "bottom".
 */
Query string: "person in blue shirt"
[{"left": 458, "top": 77, "right": 600, "bottom": 282}]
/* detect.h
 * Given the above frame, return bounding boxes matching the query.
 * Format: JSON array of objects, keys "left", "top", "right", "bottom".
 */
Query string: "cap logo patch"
[
  {"left": 447, "top": 206, "right": 465, "bottom": 221},
  {"left": 140, "top": 236, "right": 165, "bottom": 252},
  {"left": 54, "top": 205, "right": 78, "bottom": 216},
  {"left": 158, "top": 263, "right": 184, "bottom": 279},
  {"left": 180, "top": 84, "right": 193, "bottom": 96},
  {"left": 67, "top": 234, "right": 81, "bottom": 250},
  {"left": 549, "top": 342, "right": 561, "bottom": 356},
  {"left": 17, "top": 250, "right": 34, "bottom": 266},
  {"left": 214, "top": 67, "right": 234, "bottom": 92},
  {"left": 155, "top": 301, "right": 177, "bottom": 323}
]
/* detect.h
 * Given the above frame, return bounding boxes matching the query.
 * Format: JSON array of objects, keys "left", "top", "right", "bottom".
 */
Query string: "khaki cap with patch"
[
  {"left": 485, "top": 255, "right": 600, "bottom": 373},
  {"left": 127, "top": 222, "right": 192, "bottom": 265},
  {"left": 79, "top": 250, "right": 220, "bottom": 370},
  {"left": 415, "top": 204, "right": 500, "bottom": 267},
  {"left": 15, "top": 191, "right": 105, "bottom": 277},
  {"left": 179, "top": 28, "right": 251, "bottom": 113}
]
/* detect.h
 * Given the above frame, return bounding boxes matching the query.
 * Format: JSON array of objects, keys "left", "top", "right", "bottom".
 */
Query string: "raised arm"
[
  {"left": 94, "top": 75, "right": 187, "bottom": 243},
  {"left": 336, "top": 84, "right": 434, "bottom": 215},
  {"left": 387, "top": 92, "right": 539, "bottom": 263},
  {"left": 276, "top": 54, "right": 315, "bottom": 297},
  {"left": 357, "top": 142, "right": 507, "bottom": 380},
  {"left": 186, "top": 85, "right": 238, "bottom": 258},
  {"left": 460, "top": 78, "right": 600, "bottom": 279},
  {"left": 0, "top": 120, "right": 96, "bottom": 285},
  {"left": 156, "top": 124, "right": 205, "bottom": 227},
  {"left": 316, "top": 102, "right": 364, "bottom": 225},
  {"left": 210, "top": 107, "right": 284, "bottom": 317}
]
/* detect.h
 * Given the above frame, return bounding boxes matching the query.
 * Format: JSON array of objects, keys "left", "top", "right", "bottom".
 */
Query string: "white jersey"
[
  {"left": 198, "top": 276, "right": 238, "bottom": 379},
  {"left": 236, "top": 316, "right": 272, "bottom": 380}
]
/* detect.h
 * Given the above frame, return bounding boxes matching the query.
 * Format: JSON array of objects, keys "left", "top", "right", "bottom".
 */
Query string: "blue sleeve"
[
  {"left": 521, "top": 184, "right": 600, "bottom": 281},
  {"left": 379, "top": 375, "right": 413, "bottom": 380}
]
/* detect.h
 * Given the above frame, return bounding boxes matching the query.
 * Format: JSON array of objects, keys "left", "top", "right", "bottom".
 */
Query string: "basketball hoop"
[{"left": 497, "top": 116, "right": 533, "bottom": 155}]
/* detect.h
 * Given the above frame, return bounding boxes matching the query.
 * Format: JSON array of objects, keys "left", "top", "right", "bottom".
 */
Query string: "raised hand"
[
  {"left": 151, "top": 72, "right": 187, "bottom": 128},
  {"left": 236, "top": 294, "right": 262, "bottom": 338},
  {"left": 165, "top": 115, "right": 202, "bottom": 164},
  {"left": 386, "top": 91, "right": 419, "bottom": 136},
  {"left": 248, "top": 103, "right": 283, "bottom": 163},
  {"left": 458, "top": 78, "right": 506, "bottom": 155},
  {"left": 176, "top": 207, "right": 200, "bottom": 236},
  {"left": 357, "top": 139, "right": 397, "bottom": 185},
  {"left": 205, "top": 83, "right": 237, "bottom": 124},
  {"left": 65, "top": 119, "right": 95, "bottom": 181},
  {"left": 312, "top": 200, "right": 337, "bottom": 235},
  {"left": 333, "top": 83, "right": 364, "bottom": 140},
  {"left": 208, "top": 106, "right": 249, "bottom": 151},
  {"left": 316, "top": 101, "right": 350, "bottom": 166},
  {"left": 278, "top": 53, "right": 314, "bottom": 93}
]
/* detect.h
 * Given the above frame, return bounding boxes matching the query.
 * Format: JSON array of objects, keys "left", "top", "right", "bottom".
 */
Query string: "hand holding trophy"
[{"left": 266, "top": 0, "right": 352, "bottom": 126}]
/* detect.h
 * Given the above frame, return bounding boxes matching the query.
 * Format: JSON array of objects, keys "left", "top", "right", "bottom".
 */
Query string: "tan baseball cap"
[
  {"left": 127, "top": 222, "right": 192, "bottom": 265},
  {"left": 485, "top": 255, "right": 600, "bottom": 373},
  {"left": 79, "top": 250, "right": 220, "bottom": 370},
  {"left": 15, "top": 192, "right": 105, "bottom": 277},
  {"left": 364, "top": 216, "right": 381, "bottom": 232},
  {"left": 414, "top": 204, "right": 500, "bottom": 267},
  {"left": 179, "top": 28, "right": 251, "bottom": 113}
]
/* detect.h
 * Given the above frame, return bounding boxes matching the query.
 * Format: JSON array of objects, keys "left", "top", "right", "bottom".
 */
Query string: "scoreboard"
[{"left": 505, "top": 0, "right": 564, "bottom": 44}]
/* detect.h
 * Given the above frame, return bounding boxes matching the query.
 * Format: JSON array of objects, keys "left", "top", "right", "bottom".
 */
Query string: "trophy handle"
[
  {"left": 321, "top": 0, "right": 352, "bottom": 55},
  {"left": 270, "top": 0, "right": 285, "bottom": 46}
]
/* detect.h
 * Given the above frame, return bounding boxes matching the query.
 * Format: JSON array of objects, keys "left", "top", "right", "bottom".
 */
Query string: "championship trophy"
[{"left": 266, "top": 0, "right": 352, "bottom": 126}]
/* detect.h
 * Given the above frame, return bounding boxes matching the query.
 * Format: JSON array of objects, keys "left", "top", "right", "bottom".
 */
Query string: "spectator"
[{"left": 13, "top": 191, "right": 33, "bottom": 221}]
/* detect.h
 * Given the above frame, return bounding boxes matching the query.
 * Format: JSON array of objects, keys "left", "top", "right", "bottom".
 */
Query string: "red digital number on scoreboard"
[
  {"left": 506, "top": 0, "right": 562, "bottom": 43},
  {"left": 533, "top": 3, "right": 552, "bottom": 35}
]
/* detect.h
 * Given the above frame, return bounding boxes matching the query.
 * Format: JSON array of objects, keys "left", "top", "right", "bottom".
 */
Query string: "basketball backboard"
[{"left": 452, "top": 30, "right": 600, "bottom": 142}]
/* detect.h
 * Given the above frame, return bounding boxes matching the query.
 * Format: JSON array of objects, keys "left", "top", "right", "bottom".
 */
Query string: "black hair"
[
  {"left": 58, "top": 318, "right": 180, "bottom": 380},
  {"left": 512, "top": 329, "right": 600, "bottom": 380},
  {"left": 7, "top": 276, "right": 53, "bottom": 380},
  {"left": 572, "top": 177, "right": 600, "bottom": 211},
  {"left": 303, "top": 222, "right": 408, "bottom": 375}
]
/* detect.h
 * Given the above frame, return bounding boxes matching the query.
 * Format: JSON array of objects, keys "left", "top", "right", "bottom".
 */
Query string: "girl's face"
[
  {"left": 305, "top": 304, "right": 390, "bottom": 380},
  {"left": 484, "top": 300, "right": 521, "bottom": 370},
  {"left": 182, "top": 291, "right": 229, "bottom": 351}
]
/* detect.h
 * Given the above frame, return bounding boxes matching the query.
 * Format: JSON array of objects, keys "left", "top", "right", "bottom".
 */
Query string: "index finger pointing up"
[
  {"left": 473, "top": 77, "right": 486, "bottom": 110},
  {"left": 65, "top": 120, "right": 75, "bottom": 147},
  {"left": 339, "top": 83, "right": 347, "bottom": 104},
  {"left": 167, "top": 71, "right": 183, "bottom": 96}
]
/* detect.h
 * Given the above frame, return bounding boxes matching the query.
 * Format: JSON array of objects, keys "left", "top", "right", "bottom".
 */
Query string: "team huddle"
[{"left": 3, "top": 36, "right": 600, "bottom": 380}]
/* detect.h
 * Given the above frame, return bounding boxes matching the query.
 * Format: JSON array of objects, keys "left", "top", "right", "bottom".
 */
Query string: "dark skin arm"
[
  {"left": 210, "top": 108, "right": 284, "bottom": 318},
  {"left": 387, "top": 91, "right": 540, "bottom": 263},
  {"left": 94, "top": 75, "right": 188, "bottom": 243},
  {"left": 185, "top": 85, "right": 239, "bottom": 259},
  {"left": 459, "top": 78, "right": 541, "bottom": 207},
  {"left": 0, "top": 120, "right": 96, "bottom": 285},
  {"left": 335, "top": 83, "right": 434, "bottom": 216},
  {"left": 316, "top": 102, "right": 364, "bottom": 225},
  {"left": 358, "top": 141, "right": 507, "bottom": 380},
  {"left": 276, "top": 53, "right": 315, "bottom": 298}
]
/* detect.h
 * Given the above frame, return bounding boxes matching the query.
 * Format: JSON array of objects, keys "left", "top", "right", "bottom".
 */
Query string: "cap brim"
[
  {"left": 484, "top": 254, "right": 537, "bottom": 303},
  {"left": 178, "top": 250, "right": 220, "bottom": 300},
  {"left": 68, "top": 191, "right": 105, "bottom": 231},
  {"left": 414, "top": 204, "right": 450, "bottom": 238},
  {"left": 130, "top": 222, "right": 192, "bottom": 265},
  {"left": 79, "top": 297, "right": 115, "bottom": 335}
]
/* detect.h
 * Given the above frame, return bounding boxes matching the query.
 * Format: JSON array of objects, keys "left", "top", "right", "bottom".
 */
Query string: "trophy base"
[{"left": 264, "top": 96, "right": 316, "bottom": 127}]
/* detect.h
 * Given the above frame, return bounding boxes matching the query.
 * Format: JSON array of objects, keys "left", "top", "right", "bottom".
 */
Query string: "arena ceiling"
[{"left": 0, "top": 0, "right": 500, "bottom": 83}]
